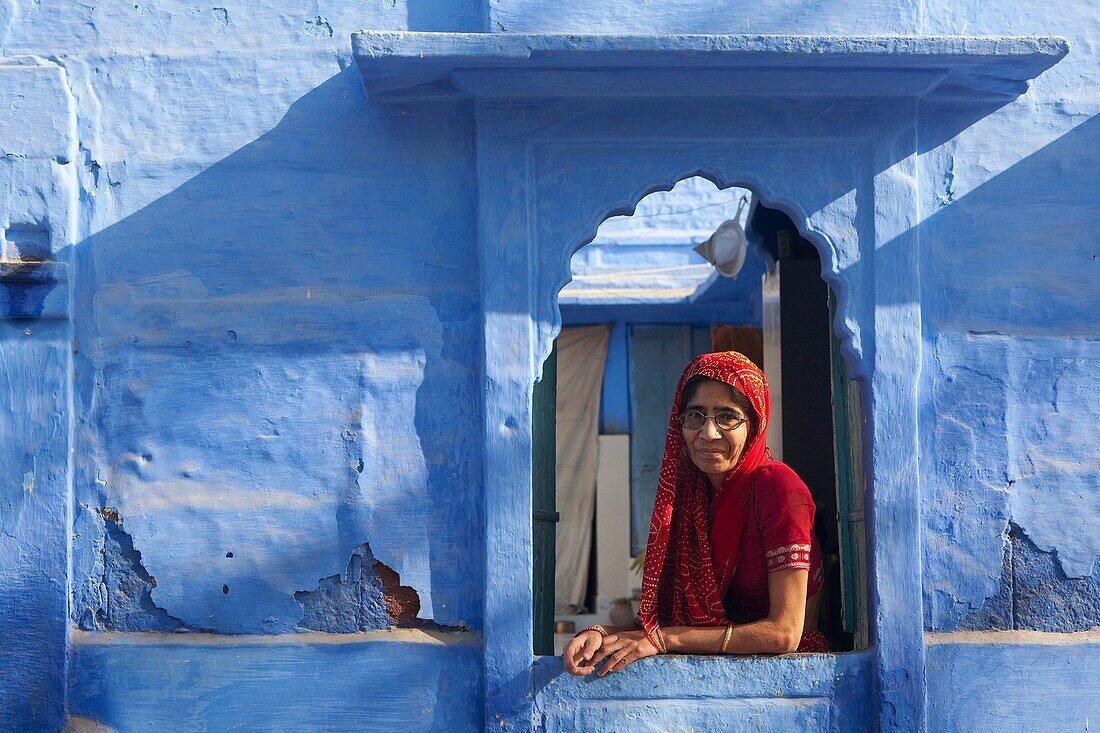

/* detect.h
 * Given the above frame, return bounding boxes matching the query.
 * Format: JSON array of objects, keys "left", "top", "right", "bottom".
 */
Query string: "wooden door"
[
  {"left": 628, "top": 325, "right": 709, "bottom": 555},
  {"left": 531, "top": 344, "right": 558, "bottom": 655}
]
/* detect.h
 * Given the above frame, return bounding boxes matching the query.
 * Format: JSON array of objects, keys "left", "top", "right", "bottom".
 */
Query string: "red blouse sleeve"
[{"left": 753, "top": 462, "right": 817, "bottom": 573}]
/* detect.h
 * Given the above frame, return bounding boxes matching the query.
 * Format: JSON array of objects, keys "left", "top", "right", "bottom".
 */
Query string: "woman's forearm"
[{"left": 662, "top": 618, "right": 802, "bottom": 655}]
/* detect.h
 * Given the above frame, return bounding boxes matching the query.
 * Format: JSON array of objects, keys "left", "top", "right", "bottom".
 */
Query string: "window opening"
[
  {"left": 751, "top": 203, "right": 864, "bottom": 651},
  {"left": 534, "top": 177, "right": 867, "bottom": 656}
]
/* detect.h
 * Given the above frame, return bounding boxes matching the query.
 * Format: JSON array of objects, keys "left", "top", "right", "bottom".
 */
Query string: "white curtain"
[{"left": 554, "top": 325, "right": 612, "bottom": 612}]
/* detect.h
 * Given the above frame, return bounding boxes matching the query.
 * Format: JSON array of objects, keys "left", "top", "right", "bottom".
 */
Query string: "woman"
[{"left": 563, "top": 351, "right": 828, "bottom": 677}]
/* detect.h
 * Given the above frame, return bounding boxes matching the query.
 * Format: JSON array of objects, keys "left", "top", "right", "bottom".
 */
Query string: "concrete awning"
[{"left": 351, "top": 32, "right": 1068, "bottom": 101}]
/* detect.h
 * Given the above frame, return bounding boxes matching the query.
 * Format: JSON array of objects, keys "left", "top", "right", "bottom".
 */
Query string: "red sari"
[{"left": 636, "top": 351, "right": 828, "bottom": 653}]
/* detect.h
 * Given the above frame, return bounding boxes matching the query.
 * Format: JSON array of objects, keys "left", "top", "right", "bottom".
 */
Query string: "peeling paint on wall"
[
  {"left": 923, "top": 328, "right": 1100, "bottom": 631},
  {"left": 301, "top": 16, "right": 333, "bottom": 39},
  {"left": 60, "top": 716, "right": 118, "bottom": 733},
  {"left": 0, "top": 0, "right": 1098, "bottom": 729},
  {"left": 295, "top": 543, "right": 422, "bottom": 632},
  {"left": 56, "top": 57, "right": 484, "bottom": 641},
  {"left": 960, "top": 523, "right": 1100, "bottom": 632},
  {"left": 79, "top": 347, "right": 446, "bottom": 634},
  {"left": 73, "top": 507, "right": 183, "bottom": 633},
  {"left": 1006, "top": 340, "right": 1100, "bottom": 580}
]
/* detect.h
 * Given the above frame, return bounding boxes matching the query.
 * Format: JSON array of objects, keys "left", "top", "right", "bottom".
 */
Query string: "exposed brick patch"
[{"left": 373, "top": 558, "right": 420, "bottom": 622}]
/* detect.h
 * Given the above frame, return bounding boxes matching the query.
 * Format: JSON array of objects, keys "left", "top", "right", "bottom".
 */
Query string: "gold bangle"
[
  {"left": 656, "top": 626, "right": 668, "bottom": 654},
  {"left": 578, "top": 624, "right": 609, "bottom": 638},
  {"left": 719, "top": 622, "right": 734, "bottom": 654}
]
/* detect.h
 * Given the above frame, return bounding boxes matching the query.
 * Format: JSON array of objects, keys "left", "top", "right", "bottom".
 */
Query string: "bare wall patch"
[
  {"left": 294, "top": 542, "right": 422, "bottom": 633},
  {"left": 74, "top": 507, "right": 183, "bottom": 633},
  {"left": 960, "top": 522, "right": 1100, "bottom": 633}
]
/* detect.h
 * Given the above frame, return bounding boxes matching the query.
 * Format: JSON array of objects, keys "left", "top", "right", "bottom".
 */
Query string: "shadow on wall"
[
  {"left": 921, "top": 109, "right": 1100, "bottom": 335},
  {"left": 67, "top": 64, "right": 483, "bottom": 637},
  {"left": 919, "top": 111, "right": 1100, "bottom": 632},
  {"left": 0, "top": 576, "right": 66, "bottom": 728},
  {"left": 57, "top": 32, "right": 1096, "bottom": 646},
  {"left": 406, "top": 0, "right": 486, "bottom": 31},
  {"left": 486, "top": 0, "right": 922, "bottom": 34}
]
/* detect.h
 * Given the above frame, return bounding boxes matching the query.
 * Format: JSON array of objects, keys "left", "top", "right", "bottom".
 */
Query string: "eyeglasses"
[{"left": 678, "top": 410, "right": 749, "bottom": 432}]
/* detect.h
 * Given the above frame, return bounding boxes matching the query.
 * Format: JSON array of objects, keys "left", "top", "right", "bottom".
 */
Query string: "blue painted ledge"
[
  {"left": 926, "top": 631, "right": 1100, "bottom": 732},
  {"left": 350, "top": 33, "right": 1068, "bottom": 101},
  {"left": 66, "top": 630, "right": 482, "bottom": 733},
  {"left": 533, "top": 651, "right": 873, "bottom": 733}
]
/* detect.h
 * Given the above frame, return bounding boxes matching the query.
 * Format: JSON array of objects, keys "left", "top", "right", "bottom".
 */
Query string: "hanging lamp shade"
[{"left": 693, "top": 197, "right": 749, "bottom": 278}]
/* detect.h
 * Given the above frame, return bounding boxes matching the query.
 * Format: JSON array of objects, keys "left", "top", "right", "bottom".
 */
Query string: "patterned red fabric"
[
  {"left": 722, "top": 463, "right": 823, "bottom": 623},
  {"left": 636, "top": 351, "right": 773, "bottom": 634},
  {"left": 796, "top": 627, "right": 831, "bottom": 653}
]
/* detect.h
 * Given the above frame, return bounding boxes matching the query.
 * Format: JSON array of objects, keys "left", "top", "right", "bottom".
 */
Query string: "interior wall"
[{"left": 627, "top": 324, "right": 712, "bottom": 555}]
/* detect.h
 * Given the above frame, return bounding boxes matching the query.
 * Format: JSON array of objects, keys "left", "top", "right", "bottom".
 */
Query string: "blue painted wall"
[
  {"left": 915, "top": 0, "right": 1100, "bottom": 644},
  {"left": 598, "top": 322, "right": 630, "bottom": 434},
  {"left": 2, "top": 3, "right": 487, "bottom": 731},
  {"left": 0, "top": 1, "right": 1096, "bottom": 732},
  {"left": 1, "top": 60, "right": 77, "bottom": 732}
]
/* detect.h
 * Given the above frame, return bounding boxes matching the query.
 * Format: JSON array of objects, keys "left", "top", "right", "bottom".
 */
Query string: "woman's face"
[{"left": 681, "top": 380, "right": 753, "bottom": 488}]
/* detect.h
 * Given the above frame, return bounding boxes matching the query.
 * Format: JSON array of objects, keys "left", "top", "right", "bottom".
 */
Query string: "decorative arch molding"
[{"left": 529, "top": 143, "right": 869, "bottom": 383}]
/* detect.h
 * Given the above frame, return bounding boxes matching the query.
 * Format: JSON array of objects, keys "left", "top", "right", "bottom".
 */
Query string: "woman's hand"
[
  {"left": 562, "top": 630, "right": 605, "bottom": 676},
  {"left": 587, "top": 629, "right": 659, "bottom": 676}
]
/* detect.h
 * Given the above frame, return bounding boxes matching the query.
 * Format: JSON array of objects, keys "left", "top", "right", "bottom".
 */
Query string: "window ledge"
[
  {"left": 532, "top": 650, "right": 873, "bottom": 701},
  {"left": 351, "top": 32, "right": 1068, "bottom": 102}
]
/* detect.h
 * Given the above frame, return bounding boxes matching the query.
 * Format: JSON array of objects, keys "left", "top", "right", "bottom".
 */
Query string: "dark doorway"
[{"left": 749, "top": 202, "right": 864, "bottom": 652}]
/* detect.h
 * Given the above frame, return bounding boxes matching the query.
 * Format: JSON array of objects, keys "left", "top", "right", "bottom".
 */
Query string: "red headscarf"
[{"left": 636, "top": 351, "right": 772, "bottom": 634}]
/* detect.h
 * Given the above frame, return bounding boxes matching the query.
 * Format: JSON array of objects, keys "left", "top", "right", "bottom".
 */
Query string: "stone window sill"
[{"left": 533, "top": 650, "right": 873, "bottom": 724}]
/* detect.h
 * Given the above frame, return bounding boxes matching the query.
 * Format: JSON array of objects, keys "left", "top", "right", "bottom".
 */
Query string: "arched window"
[{"left": 533, "top": 178, "right": 867, "bottom": 655}]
